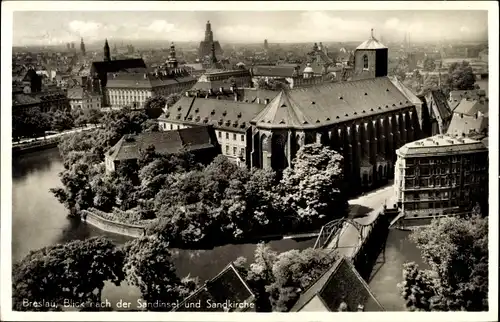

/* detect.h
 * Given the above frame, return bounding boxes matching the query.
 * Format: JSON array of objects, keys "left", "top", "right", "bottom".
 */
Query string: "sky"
[{"left": 12, "top": 10, "right": 488, "bottom": 46}]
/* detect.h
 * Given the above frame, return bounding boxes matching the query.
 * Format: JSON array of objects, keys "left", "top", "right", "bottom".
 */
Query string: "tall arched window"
[{"left": 363, "top": 55, "right": 369, "bottom": 69}]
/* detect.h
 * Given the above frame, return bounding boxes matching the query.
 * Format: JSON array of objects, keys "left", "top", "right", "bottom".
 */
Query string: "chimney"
[
  {"left": 144, "top": 73, "right": 147, "bottom": 79},
  {"left": 230, "top": 85, "right": 234, "bottom": 93},
  {"left": 257, "top": 97, "right": 260, "bottom": 104},
  {"left": 264, "top": 98, "right": 269, "bottom": 104},
  {"left": 234, "top": 93, "right": 238, "bottom": 102},
  {"left": 219, "top": 86, "right": 223, "bottom": 93},
  {"left": 185, "top": 91, "right": 189, "bottom": 97}
]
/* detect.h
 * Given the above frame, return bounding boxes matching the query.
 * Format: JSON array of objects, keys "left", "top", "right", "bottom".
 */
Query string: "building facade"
[
  {"left": 394, "top": 134, "right": 488, "bottom": 219},
  {"left": 67, "top": 87, "right": 102, "bottom": 110}
]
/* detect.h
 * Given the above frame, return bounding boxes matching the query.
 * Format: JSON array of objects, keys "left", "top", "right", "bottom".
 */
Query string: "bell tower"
[{"left": 353, "top": 29, "right": 388, "bottom": 81}]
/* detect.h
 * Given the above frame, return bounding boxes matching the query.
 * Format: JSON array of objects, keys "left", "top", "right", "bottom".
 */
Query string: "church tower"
[
  {"left": 167, "top": 42, "right": 178, "bottom": 68},
  {"left": 104, "top": 39, "right": 111, "bottom": 62},
  {"left": 205, "top": 20, "right": 214, "bottom": 43},
  {"left": 210, "top": 41, "right": 218, "bottom": 64},
  {"left": 352, "top": 29, "right": 388, "bottom": 81},
  {"left": 80, "top": 37, "right": 86, "bottom": 56}
]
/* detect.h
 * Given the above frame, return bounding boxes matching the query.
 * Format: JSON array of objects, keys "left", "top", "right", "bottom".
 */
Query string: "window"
[
  {"left": 241, "top": 148, "right": 245, "bottom": 157},
  {"left": 233, "top": 147, "right": 237, "bottom": 155},
  {"left": 233, "top": 133, "right": 237, "bottom": 140},
  {"left": 241, "top": 135, "right": 245, "bottom": 142},
  {"left": 226, "top": 145, "right": 230, "bottom": 154},
  {"left": 226, "top": 133, "right": 229, "bottom": 139},
  {"left": 170, "top": 124, "right": 173, "bottom": 130},
  {"left": 363, "top": 55, "right": 368, "bottom": 69},
  {"left": 218, "top": 131, "right": 221, "bottom": 138}
]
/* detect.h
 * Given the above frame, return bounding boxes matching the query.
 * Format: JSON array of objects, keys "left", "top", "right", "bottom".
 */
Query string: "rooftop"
[
  {"left": 356, "top": 31, "right": 387, "bottom": 50},
  {"left": 174, "top": 263, "right": 255, "bottom": 312},
  {"left": 397, "top": 134, "right": 487, "bottom": 157},
  {"left": 290, "top": 257, "right": 384, "bottom": 312},
  {"left": 158, "top": 96, "right": 265, "bottom": 133},
  {"left": 252, "top": 76, "right": 414, "bottom": 129},
  {"left": 105, "top": 125, "right": 218, "bottom": 161}
]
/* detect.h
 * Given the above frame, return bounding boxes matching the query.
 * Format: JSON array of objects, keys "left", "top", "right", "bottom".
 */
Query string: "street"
[{"left": 13, "top": 125, "right": 98, "bottom": 146}]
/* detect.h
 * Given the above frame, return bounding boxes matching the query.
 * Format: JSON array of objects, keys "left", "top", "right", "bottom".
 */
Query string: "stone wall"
[{"left": 80, "top": 209, "right": 146, "bottom": 238}]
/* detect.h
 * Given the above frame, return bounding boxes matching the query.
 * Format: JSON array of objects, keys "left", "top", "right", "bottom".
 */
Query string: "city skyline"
[{"left": 13, "top": 10, "right": 488, "bottom": 46}]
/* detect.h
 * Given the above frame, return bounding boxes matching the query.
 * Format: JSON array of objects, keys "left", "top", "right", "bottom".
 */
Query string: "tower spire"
[
  {"left": 210, "top": 41, "right": 217, "bottom": 63},
  {"left": 80, "top": 37, "right": 86, "bottom": 56},
  {"left": 104, "top": 39, "right": 111, "bottom": 62},
  {"left": 371, "top": 28, "right": 374, "bottom": 39}
]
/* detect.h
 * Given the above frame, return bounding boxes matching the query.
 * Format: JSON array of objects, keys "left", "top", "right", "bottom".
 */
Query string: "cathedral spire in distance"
[
  {"left": 104, "top": 39, "right": 111, "bottom": 62},
  {"left": 80, "top": 37, "right": 86, "bottom": 56},
  {"left": 210, "top": 41, "right": 218, "bottom": 63}
]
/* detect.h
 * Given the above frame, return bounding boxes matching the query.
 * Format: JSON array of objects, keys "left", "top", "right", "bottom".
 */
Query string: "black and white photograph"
[{"left": 1, "top": 1, "right": 498, "bottom": 321}]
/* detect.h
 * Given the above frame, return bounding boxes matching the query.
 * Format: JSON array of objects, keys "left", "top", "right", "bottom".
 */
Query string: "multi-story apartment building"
[{"left": 394, "top": 134, "right": 488, "bottom": 220}]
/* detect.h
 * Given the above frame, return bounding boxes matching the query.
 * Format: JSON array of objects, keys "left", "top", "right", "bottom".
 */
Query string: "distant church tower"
[
  {"left": 352, "top": 29, "right": 388, "bottom": 81},
  {"left": 104, "top": 39, "right": 111, "bottom": 62},
  {"left": 80, "top": 38, "right": 86, "bottom": 56},
  {"left": 167, "top": 42, "right": 178, "bottom": 68},
  {"left": 210, "top": 41, "right": 218, "bottom": 64},
  {"left": 205, "top": 20, "right": 214, "bottom": 43}
]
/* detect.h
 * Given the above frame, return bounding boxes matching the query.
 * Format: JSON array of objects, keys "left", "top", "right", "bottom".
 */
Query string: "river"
[
  {"left": 12, "top": 148, "right": 317, "bottom": 310},
  {"left": 12, "top": 147, "right": 424, "bottom": 311}
]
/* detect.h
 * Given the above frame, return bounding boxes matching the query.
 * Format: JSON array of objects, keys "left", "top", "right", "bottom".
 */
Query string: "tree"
[
  {"left": 240, "top": 244, "right": 337, "bottom": 312},
  {"left": 420, "top": 74, "right": 440, "bottom": 95},
  {"left": 12, "top": 237, "right": 125, "bottom": 311},
  {"left": 49, "top": 109, "right": 75, "bottom": 132},
  {"left": 280, "top": 143, "right": 347, "bottom": 224},
  {"left": 123, "top": 235, "right": 198, "bottom": 310},
  {"left": 447, "top": 61, "right": 476, "bottom": 90},
  {"left": 398, "top": 215, "right": 488, "bottom": 311}
]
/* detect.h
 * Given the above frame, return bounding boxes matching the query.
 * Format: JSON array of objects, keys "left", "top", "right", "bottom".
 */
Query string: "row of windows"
[
  {"left": 404, "top": 200, "right": 457, "bottom": 211},
  {"left": 224, "top": 145, "right": 245, "bottom": 158},
  {"left": 217, "top": 131, "right": 245, "bottom": 142}
]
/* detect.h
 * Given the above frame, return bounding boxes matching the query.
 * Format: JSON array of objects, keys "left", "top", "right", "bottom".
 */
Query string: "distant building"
[
  {"left": 447, "top": 98, "right": 488, "bottom": 139},
  {"left": 198, "top": 21, "right": 223, "bottom": 59},
  {"left": 264, "top": 39, "right": 269, "bottom": 51},
  {"left": 22, "top": 68, "right": 42, "bottom": 93},
  {"left": 190, "top": 69, "right": 252, "bottom": 92},
  {"left": 290, "top": 257, "right": 384, "bottom": 312},
  {"left": 104, "top": 126, "right": 220, "bottom": 173},
  {"left": 394, "top": 134, "right": 488, "bottom": 221},
  {"left": 174, "top": 263, "right": 255, "bottom": 312},
  {"left": 13, "top": 90, "right": 69, "bottom": 113},
  {"left": 105, "top": 43, "right": 196, "bottom": 109},
  {"left": 67, "top": 87, "right": 102, "bottom": 110},
  {"left": 479, "top": 49, "right": 488, "bottom": 63},
  {"left": 80, "top": 38, "right": 86, "bottom": 56},
  {"left": 419, "top": 89, "right": 453, "bottom": 136}
]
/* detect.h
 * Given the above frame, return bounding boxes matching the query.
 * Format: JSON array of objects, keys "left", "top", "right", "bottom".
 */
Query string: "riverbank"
[{"left": 12, "top": 125, "right": 98, "bottom": 156}]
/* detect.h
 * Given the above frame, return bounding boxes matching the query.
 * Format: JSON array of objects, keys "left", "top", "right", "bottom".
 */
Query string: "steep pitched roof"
[
  {"left": 252, "top": 90, "right": 313, "bottom": 128},
  {"left": 158, "top": 96, "right": 265, "bottom": 133},
  {"left": 290, "top": 257, "right": 384, "bottom": 312},
  {"left": 252, "top": 76, "right": 414, "bottom": 129},
  {"left": 356, "top": 36, "right": 387, "bottom": 50},
  {"left": 105, "top": 126, "right": 218, "bottom": 161},
  {"left": 453, "top": 98, "right": 488, "bottom": 116},
  {"left": 427, "top": 90, "right": 452, "bottom": 121},
  {"left": 67, "top": 87, "right": 84, "bottom": 100},
  {"left": 447, "top": 113, "right": 488, "bottom": 138},
  {"left": 174, "top": 264, "right": 255, "bottom": 312}
]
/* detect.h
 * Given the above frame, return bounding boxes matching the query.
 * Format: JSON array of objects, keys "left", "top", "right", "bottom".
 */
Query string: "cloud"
[
  {"left": 146, "top": 20, "right": 175, "bottom": 33},
  {"left": 460, "top": 26, "right": 471, "bottom": 34}
]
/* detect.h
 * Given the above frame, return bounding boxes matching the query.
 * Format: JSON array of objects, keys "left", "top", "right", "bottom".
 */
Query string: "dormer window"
[{"left": 363, "top": 55, "right": 368, "bottom": 69}]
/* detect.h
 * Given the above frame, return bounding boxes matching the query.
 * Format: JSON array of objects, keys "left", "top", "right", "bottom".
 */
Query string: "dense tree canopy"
[
  {"left": 12, "top": 237, "right": 125, "bottom": 311},
  {"left": 122, "top": 235, "right": 198, "bottom": 310},
  {"left": 398, "top": 215, "right": 488, "bottom": 311},
  {"left": 447, "top": 61, "right": 476, "bottom": 90}
]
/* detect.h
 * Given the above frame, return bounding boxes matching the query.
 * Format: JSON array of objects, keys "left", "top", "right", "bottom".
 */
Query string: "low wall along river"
[{"left": 80, "top": 210, "right": 146, "bottom": 238}]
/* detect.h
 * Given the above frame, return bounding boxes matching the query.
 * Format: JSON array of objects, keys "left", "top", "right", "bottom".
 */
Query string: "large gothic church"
[{"left": 160, "top": 30, "right": 423, "bottom": 193}]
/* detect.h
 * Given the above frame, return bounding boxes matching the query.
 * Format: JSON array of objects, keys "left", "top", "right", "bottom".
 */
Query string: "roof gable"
[
  {"left": 291, "top": 257, "right": 384, "bottom": 312},
  {"left": 253, "top": 90, "right": 312, "bottom": 128},
  {"left": 174, "top": 264, "right": 255, "bottom": 312}
]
